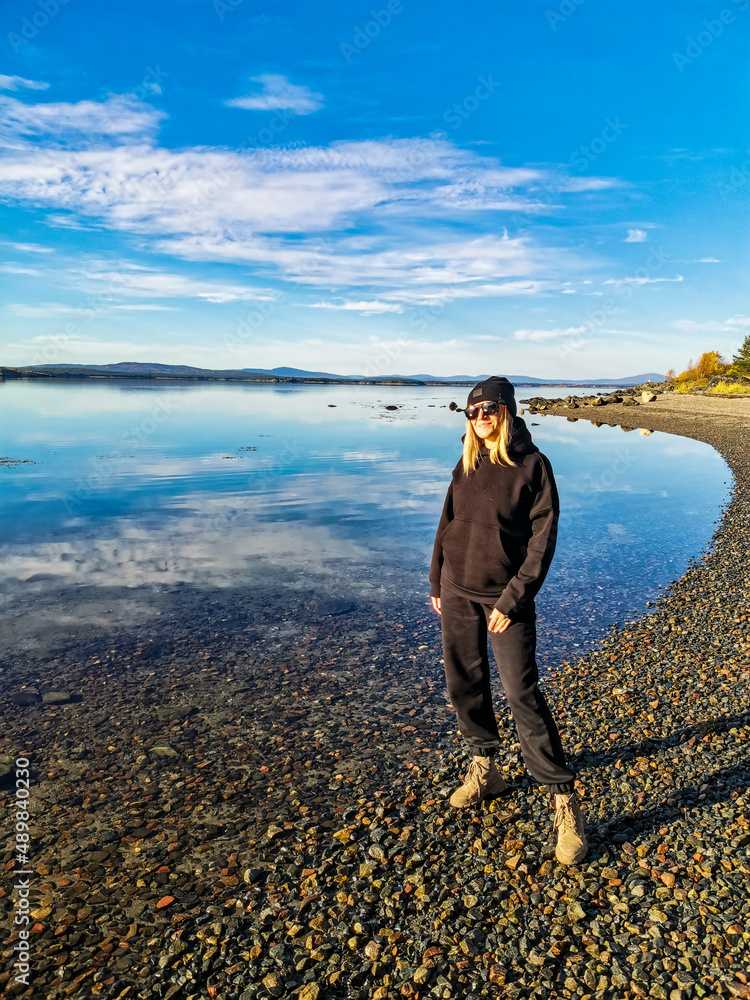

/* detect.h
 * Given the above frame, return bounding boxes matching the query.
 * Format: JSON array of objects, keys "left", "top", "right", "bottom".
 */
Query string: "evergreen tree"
[{"left": 728, "top": 333, "right": 750, "bottom": 378}]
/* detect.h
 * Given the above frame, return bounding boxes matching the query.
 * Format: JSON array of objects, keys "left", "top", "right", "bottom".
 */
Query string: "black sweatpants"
[{"left": 440, "top": 587, "right": 575, "bottom": 795}]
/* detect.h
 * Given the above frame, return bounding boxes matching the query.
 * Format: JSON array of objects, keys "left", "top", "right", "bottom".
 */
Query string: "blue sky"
[{"left": 1, "top": 0, "right": 748, "bottom": 378}]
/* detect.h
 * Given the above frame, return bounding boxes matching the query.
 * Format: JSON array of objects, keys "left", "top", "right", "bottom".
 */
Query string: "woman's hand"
[
  {"left": 431, "top": 596, "right": 441, "bottom": 615},
  {"left": 488, "top": 609, "right": 511, "bottom": 633}
]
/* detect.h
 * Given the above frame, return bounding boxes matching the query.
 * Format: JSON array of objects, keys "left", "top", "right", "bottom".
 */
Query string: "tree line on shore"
[{"left": 664, "top": 333, "right": 750, "bottom": 392}]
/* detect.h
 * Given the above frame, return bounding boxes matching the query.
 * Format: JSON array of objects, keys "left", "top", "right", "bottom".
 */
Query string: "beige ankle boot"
[
  {"left": 449, "top": 755, "right": 507, "bottom": 808},
  {"left": 553, "top": 791, "right": 587, "bottom": 864}
]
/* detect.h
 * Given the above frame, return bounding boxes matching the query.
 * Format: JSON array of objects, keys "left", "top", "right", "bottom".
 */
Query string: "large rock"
[
  {"left": 11, "top": 690, "right": 41, "bottom": 706},
  {"left": 705, "top": 373, "right": 750, "bottom": 390},
  {"left": 42, "top": 691, "right": 71, "bottom": 704},
  {"left": 156, "top": 706, "right": 197, "bottom": 722}
]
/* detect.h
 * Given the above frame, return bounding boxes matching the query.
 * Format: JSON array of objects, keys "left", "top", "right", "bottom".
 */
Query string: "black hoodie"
[{"left": 429, "top": 416, "right": 559, "bottom": 618}]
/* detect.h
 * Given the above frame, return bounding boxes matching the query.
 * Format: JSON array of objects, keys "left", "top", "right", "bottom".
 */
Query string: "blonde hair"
[{"left": 462, "top": 405, "right": 518, "bottom": 474}]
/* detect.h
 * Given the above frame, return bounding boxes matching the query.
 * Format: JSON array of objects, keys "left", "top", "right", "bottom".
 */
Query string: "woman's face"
[{"left": 470, "top": 399, "right": 506, "bottom": 440}]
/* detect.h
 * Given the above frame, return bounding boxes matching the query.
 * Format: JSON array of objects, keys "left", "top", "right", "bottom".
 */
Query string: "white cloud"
[
  {"left": 381, "top": 279, "right": 556, "bottom": 306},
  {"left": 671, "top": 319, "right": 721, "bottom": 333},
  {"left": 226, "top": 74, "right": 323, "bottom": 114},
  {"left": 604, "top": 275, "right": 683, "bottom": 286},
  {"left": 555, "top": 176, "right": 622, "bottom": 193},
  {"left": 0, "top": 93, "right": 622, "bottom": 302},
  {"left": 158, "top": 231, "right": 560, "bottom": 299},
  {"left": 8, "top": 302, "right": 102, "bottom": 318},
  {"left": 513, "top": 325, "right": 588, "bottom": 341},
  {"left": 672, "top": 315, "right": 749, "bottom": 334},
  {"left": 308, "top": 300, "right": 404, "bottom": 315},
  {"left": 624, "top": 229, "right": 647, "bottom": 242},
  {"left": 0, "top": 240, "right": 54, "bottom": 253},
  {"left": 112, "top": 303, "right": 179, "bottom": 311},
  {"left": 44, "top": 214, "right": 90, "bottom": 230},
  {"left": 78, "top": 264, "right": 278, "bottom": 303},
  {"left": 0, "top": 75, "right": 49, "bottom": 91},
  {"left": 5, "top": 258, "right": 278, "bottom": 305},
  {"left": 0, "top": 93, "right": 163, "bottom": 144},
  {"left": 0, "top": 264, "right": 43, "bottom": 276},
  {"left": 694, "top": 257, "right": 722, "bottom": 263}
]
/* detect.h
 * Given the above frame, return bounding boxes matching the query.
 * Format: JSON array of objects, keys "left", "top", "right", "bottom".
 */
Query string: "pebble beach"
[{"left": 2, "top": 391, "right": 750, "bottom": 1000}]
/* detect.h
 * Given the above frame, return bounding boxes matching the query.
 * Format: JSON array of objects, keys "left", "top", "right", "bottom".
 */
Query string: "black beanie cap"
[{"left": 466, "top": 376, "right": 517, "bottom": 418}]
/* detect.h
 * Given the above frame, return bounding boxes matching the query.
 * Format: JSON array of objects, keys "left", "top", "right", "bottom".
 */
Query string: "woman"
[{"left": 429, "top": 376, "right": 586, "bottom": 865}]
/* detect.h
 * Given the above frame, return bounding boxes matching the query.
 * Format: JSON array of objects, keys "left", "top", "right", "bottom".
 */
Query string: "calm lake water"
[{"left": 0, "top": 380, "right": 731, "bottom": 670}]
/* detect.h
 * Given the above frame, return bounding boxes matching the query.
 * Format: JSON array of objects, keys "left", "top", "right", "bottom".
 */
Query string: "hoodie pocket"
[
  {"left": 495, "top": 529, "right": 512, "bottom": 569},
  {"left": 442, "top": 518, "right": 513, "bottom": 593}
]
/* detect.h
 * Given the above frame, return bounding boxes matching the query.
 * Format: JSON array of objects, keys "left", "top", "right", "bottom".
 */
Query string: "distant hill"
[
  {"left": 391, "top": 373, "right": 665, "bottom": 385},
  {"left": 241, "top": 366, "right": 361, "bottom": 380},
  {"left": 44, "top": 362, "right": 224, "bottom": 375},
  {"left": 1, "top": 363, "right": 424, "bottom": 386},
  {"left": 37, "top": 363, "right": 664, "bottom": 385}
]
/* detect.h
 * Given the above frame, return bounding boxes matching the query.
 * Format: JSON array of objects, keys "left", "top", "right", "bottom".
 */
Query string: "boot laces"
[
  {"left": 464, "top": 758, "right": 483, "bottom": 792},
  {"left": 554, "top": 796, "right": 577, "bottom": 834}
]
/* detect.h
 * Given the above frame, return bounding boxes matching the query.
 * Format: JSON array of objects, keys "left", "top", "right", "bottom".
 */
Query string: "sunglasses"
[{"left": 465, "top": 401, "right": 503, "bottom": 421}]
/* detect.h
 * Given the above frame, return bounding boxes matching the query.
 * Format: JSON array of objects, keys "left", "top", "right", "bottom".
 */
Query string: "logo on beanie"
[{"left": 472, "top": 388, "right": 483, "bottom": 397}]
